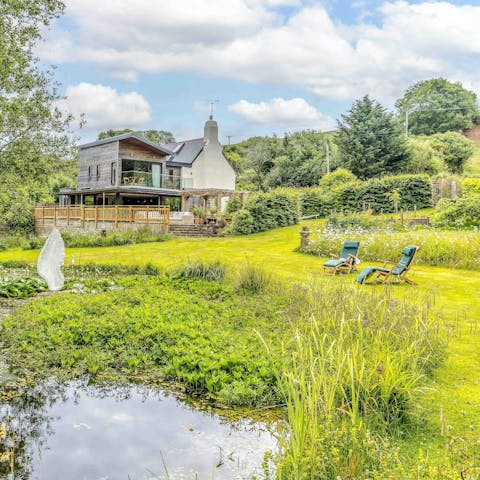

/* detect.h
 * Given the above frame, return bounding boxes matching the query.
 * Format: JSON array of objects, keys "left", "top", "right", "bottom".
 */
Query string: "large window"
[
  {"left": 121, "top": 159, "right": 181, "bottom": 189},
  {"left": 121, "top": 159, "right": 158, "bottom": 187}
]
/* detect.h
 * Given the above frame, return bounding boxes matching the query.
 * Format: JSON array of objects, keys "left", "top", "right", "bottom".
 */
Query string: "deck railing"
[{"left": 34, "top": 205, "right": 170, "bottom": 230}]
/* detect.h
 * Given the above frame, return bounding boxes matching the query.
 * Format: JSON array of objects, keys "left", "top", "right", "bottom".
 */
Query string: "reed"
[{"left": 273, "top": 282, "right": 444, "bottom": 479}]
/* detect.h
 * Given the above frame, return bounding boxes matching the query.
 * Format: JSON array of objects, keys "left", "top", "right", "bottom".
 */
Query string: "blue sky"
[{"left": 42, "top": 0, "right": 480, "bottom": 144}]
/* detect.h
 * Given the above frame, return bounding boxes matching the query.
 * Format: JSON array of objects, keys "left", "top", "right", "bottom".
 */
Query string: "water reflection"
[{"left": 0, "top": 380, "right": 277, "bottom": 480}]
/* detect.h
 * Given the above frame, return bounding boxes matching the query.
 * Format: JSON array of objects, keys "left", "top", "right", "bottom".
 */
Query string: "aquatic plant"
[{"left": 0, "top": 277, "right": 46, "bottom": 298}]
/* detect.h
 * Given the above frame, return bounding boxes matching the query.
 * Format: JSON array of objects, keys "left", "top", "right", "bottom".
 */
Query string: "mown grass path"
[{"left": 1, "top": 221, "right": 479, "bottom": 457}]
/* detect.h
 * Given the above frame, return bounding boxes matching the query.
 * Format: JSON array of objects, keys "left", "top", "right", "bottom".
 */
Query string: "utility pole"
[{"left": 226, "top": 135, "right": 235, "bottom": 145}]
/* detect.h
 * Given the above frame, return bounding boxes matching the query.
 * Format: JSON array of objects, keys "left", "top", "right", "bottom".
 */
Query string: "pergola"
[{"left": 180, "top": 189, "right": 247, "bottom": 211}]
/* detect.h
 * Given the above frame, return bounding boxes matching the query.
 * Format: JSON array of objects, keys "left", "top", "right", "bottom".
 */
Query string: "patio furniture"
[
  {"left": 323, "top": 241, "right": 360, "bottom": 275},
  {"left": 357, "top": 245, "right": 419, "bottom": 285}
]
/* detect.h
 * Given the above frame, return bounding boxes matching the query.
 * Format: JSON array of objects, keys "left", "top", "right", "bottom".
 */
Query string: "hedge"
[
  {"left": 299, "top": 189, "right": 331, "bottom": 217},
  {"left": 231, "top": 190, "right": 299, "bottom": 234},
  {"left": 304, "top": 174, "right": 433, "bottom": 216},
  {"left": 230, "top": 175, "right": 432, "bottom": 235}
]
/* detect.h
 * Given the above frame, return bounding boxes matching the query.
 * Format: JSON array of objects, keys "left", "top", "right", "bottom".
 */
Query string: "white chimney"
[{"left": 204, "top": 116, "right": 220, "bottom": 145}]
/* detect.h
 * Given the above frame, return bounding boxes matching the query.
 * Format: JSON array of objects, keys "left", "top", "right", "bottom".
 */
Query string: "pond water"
[{"left": 0, "top": 380, "right": 277, "bottom": 480}]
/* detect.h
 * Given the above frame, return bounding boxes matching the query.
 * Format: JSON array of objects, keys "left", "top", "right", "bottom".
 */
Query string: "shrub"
[
  {"left": 299, "top": 188, "right": 332, "bottom": 217},
  {"left": 319, "top": 168, "right": 357, "bottom": 191},
  {"left": 235, "top": 263, "right": 272, "bottom": 294},
  {"left": 405, "top": 136, "right": 444, "bottom": 175},
  {"left": 231, "top": 209, "right": 254, "bottom": 235},
  {"left": 434, "top": 198, "right": 480, "bottom": 229},
  {"left": 326, "top": 211, "right": 389, "bottom": 231},
  {"left": 172, "top": 260, "right": 226, "bottom": 282},
  {"left": 224, "top": 195, "right": 243, "bottom": 220},
  {"left": 462, "top": 178, "right": 480, "bottom": 198},
  {"left": 332, "top": 181, "right": 362, "bottom": 212},
  {"left": 358, "top": 174, "right": 433, "bottom": 213},
  {"left": 431, "top": 132, "right": 475, "bottom": 174},
  {"left": 244, "top": 190, "right": 299, "bottom": 233},
  {"left": 1, "top": 190, "right": 34, "bottom": 234}
]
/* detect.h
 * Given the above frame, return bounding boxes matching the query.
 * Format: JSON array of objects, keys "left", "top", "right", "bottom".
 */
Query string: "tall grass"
[
  {"left": 172, "top": 259, "right": 226, "bottom": 282},
  {"left": 235, "top": 263, "right": 272, "bottom": 294},
  {"left": 272, "top": 282, "right": 444, "bottom": 479},
  {"left": 301, "top": 229, "right": 480, "bottom": 270}
]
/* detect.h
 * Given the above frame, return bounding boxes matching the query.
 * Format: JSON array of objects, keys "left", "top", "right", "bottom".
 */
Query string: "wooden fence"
[{"left": 34, "top": 205, "right": 170, "bottom": 231}]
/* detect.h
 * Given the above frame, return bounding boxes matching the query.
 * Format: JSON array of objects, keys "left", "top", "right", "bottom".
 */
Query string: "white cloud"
[
  {"left": 41, "top": 1, "right": 480, "bottom": 102},
  {"left": 55, "top": 83, "right": 151, "bottom": 130},
  {"left": 229, "top": 97, "right": 335, "bottom": 130}
]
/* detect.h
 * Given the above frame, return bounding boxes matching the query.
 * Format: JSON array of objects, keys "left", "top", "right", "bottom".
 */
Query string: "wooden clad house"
[{"left": 59, "top": 117, "right": 237, "bottom": 213}]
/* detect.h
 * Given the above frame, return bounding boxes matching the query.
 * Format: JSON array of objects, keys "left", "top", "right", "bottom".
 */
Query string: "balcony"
[{"left": 121, "top": 171, "right": 192, "bottom": 190}]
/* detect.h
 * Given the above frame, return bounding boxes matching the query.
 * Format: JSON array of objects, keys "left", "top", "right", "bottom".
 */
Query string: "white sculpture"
[{"left": 37, "top": 228, "right": 65, "bottom": 291}]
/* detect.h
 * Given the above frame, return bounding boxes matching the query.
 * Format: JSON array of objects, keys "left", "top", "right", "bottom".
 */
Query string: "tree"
[
  {"left": 335, "top": 96, "right": 408, "bottom": 179},
  {"left": 97, "top": 129, "right": 176, "bottom": 144},
  {"left": 266, "top": 131, "right": 328, "bottom": 188},
  {"left": 431, "top": 132, "right": 474, "bottom": 174},
  {"left": 404, "top": 136, "right": 444, "bottom": 175},
  {"left": 396, "top": 78, "right": 478, "bottom": 136},
  {"left": 0, "top": 0, "right": 73, "bottom": 232},
  {"left": 243, "top": 138, "right": 274, "bottom": 191}
]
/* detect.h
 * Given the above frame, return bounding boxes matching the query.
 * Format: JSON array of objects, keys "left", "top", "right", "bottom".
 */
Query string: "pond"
[{"left": 0, "top": 380, "right": 277, "bottom": 480}]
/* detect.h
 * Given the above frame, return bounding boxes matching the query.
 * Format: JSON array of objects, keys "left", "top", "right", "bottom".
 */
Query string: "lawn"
[{"left": 1, "top": 222, "right": 479, "bottom": 475}]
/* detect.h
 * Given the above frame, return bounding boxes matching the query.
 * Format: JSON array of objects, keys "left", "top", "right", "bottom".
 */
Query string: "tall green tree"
[
  {"left": 396, "top": 78, "right": 478, "bottom": 135},
  {"left": 0, "top": 0, "right": 73, "bottom": 232},
  {"left": 97, "top": 129, "right": 176, "bottom": 144},
  {"left": 243, "top": 138, "right": 274, "bottom": 191},
  {"left": 266, "top": 131, "right": 328, "bottom": 188},
  {"left": 335, "top": 96, "right": 408, "bottom": 179}
]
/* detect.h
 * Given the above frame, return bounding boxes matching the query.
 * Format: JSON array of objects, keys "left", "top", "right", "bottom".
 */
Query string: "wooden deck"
[{"left": 34, "top": 205, "right": 170, "bottom": 234}]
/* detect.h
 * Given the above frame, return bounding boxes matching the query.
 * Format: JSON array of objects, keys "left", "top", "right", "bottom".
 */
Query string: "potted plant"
[
  {"left": 207, "top": 207, "right": 218, "bottom": 224},
  {"left": 192, "top": 207, "right": 207, "bottom": 224}
]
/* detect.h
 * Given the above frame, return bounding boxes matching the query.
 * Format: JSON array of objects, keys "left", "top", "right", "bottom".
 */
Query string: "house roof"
[
  {"left": 80, "top": 134, "right": 174, "bottom": 156},
  {"left": 163, "top": 138, "right": 205, "bottom": 166}
]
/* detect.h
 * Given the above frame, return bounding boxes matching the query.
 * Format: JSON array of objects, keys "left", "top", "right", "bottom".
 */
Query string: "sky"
[{"left": 41, "top": 0, "right": 480, "bottom": 144}]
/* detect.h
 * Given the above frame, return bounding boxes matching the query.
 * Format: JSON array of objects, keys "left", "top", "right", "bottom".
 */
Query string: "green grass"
[{"left": 1, "top": 222, "right": 480, "bottom": 476}]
